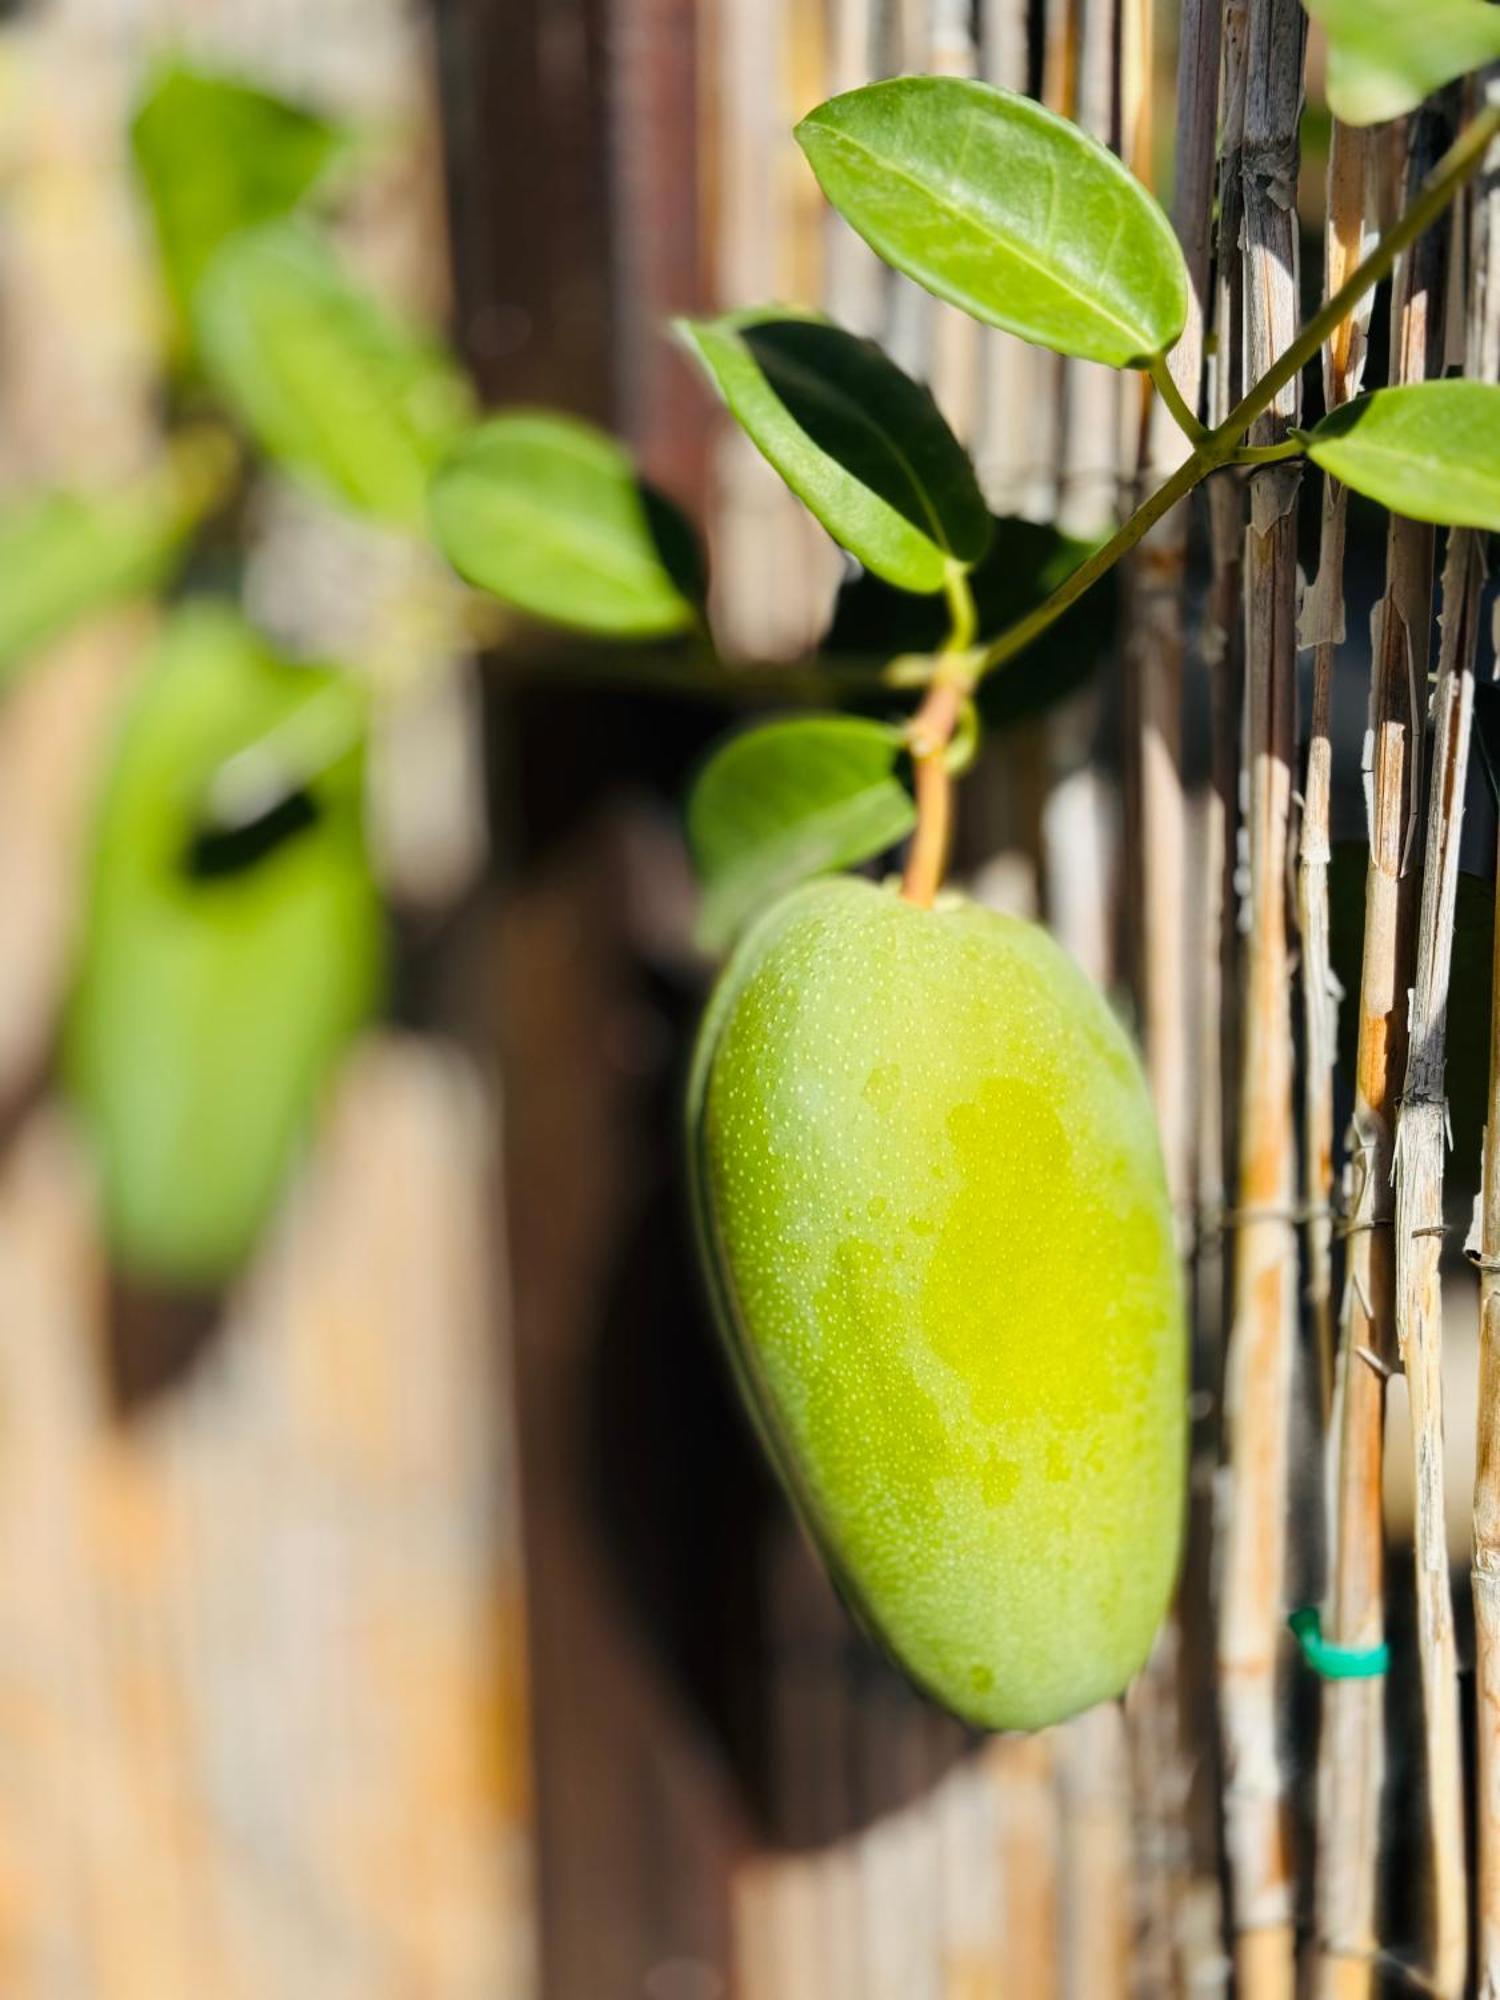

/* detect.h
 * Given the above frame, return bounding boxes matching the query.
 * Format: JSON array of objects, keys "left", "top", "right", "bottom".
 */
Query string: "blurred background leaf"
[
  {"left": 195, "top": 221, "right": 471, "bottom": 527},
  {"left": 131, "top": 60, "right": 347, "bottom": 334},
  {"left": 64, "top": 603, "right": 385, "bottom": 1288},
  {"left": 429, "top": 410, "right": 705, "bottom": 638},
  {"left": 0, "top": 437, "right": 233, "bottom": 693}
]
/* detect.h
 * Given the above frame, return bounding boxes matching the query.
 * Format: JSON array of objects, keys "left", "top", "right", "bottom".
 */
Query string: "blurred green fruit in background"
[{"left": 65, "top": 605, "right": 384, "bottom": 1289}]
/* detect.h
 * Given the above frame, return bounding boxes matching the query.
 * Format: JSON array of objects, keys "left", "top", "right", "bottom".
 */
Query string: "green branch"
[{"left": 974, "top": 98, "right": 1500, "bottom": 683}]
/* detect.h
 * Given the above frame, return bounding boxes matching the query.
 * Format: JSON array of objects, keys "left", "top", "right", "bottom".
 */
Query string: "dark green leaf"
[
  {"left": 1304, "top": 0, "right": 1500, "bottom": 125},
  {"left": 823, "top": 514, "right": 1114, "bottom": 727},
  {"left": 1303, "top": 383, "right": 1500, "bottom": 530},
  {"left": 131, "top": 62, "right": 344, "bottom": 323},
  {"left": 688, "top": 715, "right": 915, "bottom": 952},
  {"left": 195, "top": 221, "right": 470, "bottom": 526},
  {"left": 64, "top": 604, "right": 385, "bottom": 1286},
  {"left": 429, "top": 411, "right": 704, "bottom": 638},
  {"left": 795, "top": 78, "right": 1189, "bottom": 369},
  {"left": 0, "top": 448, "right": 223, "bottom": 690},
  {"left": 677, "top": 311, "right": 990, "bottom": 593}
]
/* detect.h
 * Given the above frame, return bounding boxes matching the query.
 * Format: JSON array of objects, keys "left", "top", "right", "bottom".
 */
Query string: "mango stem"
[{"left": 901, "top": 669, "right": 967, "bottom": 907}]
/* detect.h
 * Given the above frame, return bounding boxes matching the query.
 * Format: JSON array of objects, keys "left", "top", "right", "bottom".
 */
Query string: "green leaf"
[
  {"left": 0, "top": 446, "right": 225, "bottom": 691},
  {"left": 1302, "top": 383, "right": 1500, "bottom": 530},
  {"left": 822, "top": 514, "right": 1114, "bottom": 726},
  {"left": 677, "top": 311, "right": 990, "bottom": 593},
  {"left": 428, "top": 411, "right": 704, "bottom": 639},
  {"left": 195, "top": 221, "right": 471, "bottom": 526},
  {"left": 1304, "top": 0, "right": 1500, "bottom": 125},
  {"left": 131, "top": 61, "right": 345, "bottom": 323},
  {"left": 64, "top": 604, "right": 385, "bottom": 1288},
  {"left": 687, "top": 715, "right": 916, "bottom": 952},
  {"left": 795, "top": 78, "right": 1189, "bottom": 369}
]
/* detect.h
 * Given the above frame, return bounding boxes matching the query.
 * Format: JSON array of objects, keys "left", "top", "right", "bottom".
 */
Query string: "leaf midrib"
[
  {"left": 809, "top": 117, "right": 1161, "bottom": 352},
  {"left": 742, "top": 336, "right": 957, "bottom": 552}
]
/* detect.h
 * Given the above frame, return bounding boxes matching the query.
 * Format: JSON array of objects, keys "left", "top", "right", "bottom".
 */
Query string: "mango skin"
[{"left": 689, "top": 876, "right": 1185, "bottom": 1731}]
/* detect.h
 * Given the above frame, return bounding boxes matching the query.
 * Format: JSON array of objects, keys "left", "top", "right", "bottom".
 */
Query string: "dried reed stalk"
[
  {"left": 980, "top": 0, "right": 1058, "bottom": 519},
  {"left": 1301, "top": 122, "right": 1377, "bottom": 1427},
  {"left": 926, "top": 0, "right": 982, "bottom": 442},
  {"left": 1394, "top": 519, "right": 1481, "bottom": 2000},
  {"left": 1478, "top": 788, "right": 1500, "bottom": 2000},
  {"left": 1465, "top": 83, "right": 1500, "bottom": 2000},
  {"left": 1215, "top": 4, "right": 1305, "bottom": 1995},
  {"left": 1118, "top": 6, "right": 1226, "bottom": 1994},
  {"left": 1318, "top": 100, "right": 1453, "bottom": 1999},
  {"left": 1204, "top": 0, "right": 1248, "bottom": 1236},
  {"left": 1303, "top": 121, "right": 1384, "bottom": 2000},
  {"left": 1130, "top": 0, "right": 1220, "bottom": 1219}
]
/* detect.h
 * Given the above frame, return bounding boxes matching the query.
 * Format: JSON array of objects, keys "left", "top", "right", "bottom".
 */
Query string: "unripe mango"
[{"left": 689, "top": 876, "right": 1185, "bottom": 1731}]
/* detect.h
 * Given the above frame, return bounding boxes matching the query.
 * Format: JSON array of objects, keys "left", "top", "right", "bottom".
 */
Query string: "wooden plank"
[{"left": 0, "top": 1042, "right": 534, "bottom": 1998}]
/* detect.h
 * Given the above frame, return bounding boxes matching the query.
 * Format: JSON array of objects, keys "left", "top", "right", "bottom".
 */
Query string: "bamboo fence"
[{"left": 8, "top": 1, "right": 1500, "bottom": 1995}]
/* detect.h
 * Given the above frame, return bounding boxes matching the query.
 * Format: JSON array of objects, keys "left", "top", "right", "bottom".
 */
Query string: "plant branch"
[
  {"left": 1230, "top": 440, "right": 1306, "bottom": 466},
  {"left": 1149, "top": 350, "right": 1209, "bottom": 444},
  {"left": 973, "top": 98, "right": 1500, "bottom": 687},
  {"left": 900, "top": 668, "right": 967, "bottom": 907},
  {"left": 900, "top": 569, "right": 980, "bottom": 908}
]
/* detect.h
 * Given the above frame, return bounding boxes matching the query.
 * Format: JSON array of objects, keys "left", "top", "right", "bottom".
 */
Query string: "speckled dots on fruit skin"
[{"left": 689, "top": 874, "right": 1186, "bottom": 1733}]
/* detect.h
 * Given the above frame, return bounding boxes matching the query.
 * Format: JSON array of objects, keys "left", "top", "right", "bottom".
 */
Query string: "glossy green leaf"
[
  {"left": 823, "top": 514, "right": 1113, "bottom": 726},
  {"left": 1304, "top": 0, "right": 1500, "bottom": 125},
  {"left": 796, "top": 78, "right": 1189, "bottom": 369},
  {"left": 0, "top": 446, "right": 226, "bottom": 691},
  {"left": 1302, "top": 383, "right": 1500, "bottom": 530},
  {"left": 688, "top": 715, "right": 916, "bottom": 952},
  {"left": 131, "top": 62, "right": 344, "bottom": 321},
  {"left": 429, "top": 411, "right": 704, "bottom": 638},
  {"left": 64, "top": 605, "right": 385, "bottom": 1287},
  {"left": 195, "top": 222, "right": 471, "bottom": 526},
  {"left": 677, "top": 312, "right": 990, "bottom": 593}
]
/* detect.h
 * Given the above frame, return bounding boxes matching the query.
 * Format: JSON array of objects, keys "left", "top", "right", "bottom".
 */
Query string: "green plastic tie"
[{"left": 1286, "top": 1606, "right": 1389, "bottom": 1681}]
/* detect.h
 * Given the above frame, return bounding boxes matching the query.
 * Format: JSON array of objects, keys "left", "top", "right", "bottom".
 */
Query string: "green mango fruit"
[
  {"left": 688, "top": 876, "right": 1185, "bottom": 1730},
  {"left": 65, "top": 606, "right": 384, "bottom": 1288}
]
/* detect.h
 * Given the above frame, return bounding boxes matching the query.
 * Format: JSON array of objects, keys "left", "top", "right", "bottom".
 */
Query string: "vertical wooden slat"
[
  {"left": 1395, "top": 522, "right": 1481, "bottom": 2000},
  {"left": 1472, "top": 80, "right": 1500, "bottom": 2000},
  {"left": 1216, "top": 6, "right": 1305, "bottom": 1996},
  {"left": 978, "top": 0, "right": 1058, "bottom": 520},
  {"left": 1306, "top": 120, "right": 1384, "bottom": 2000}
]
